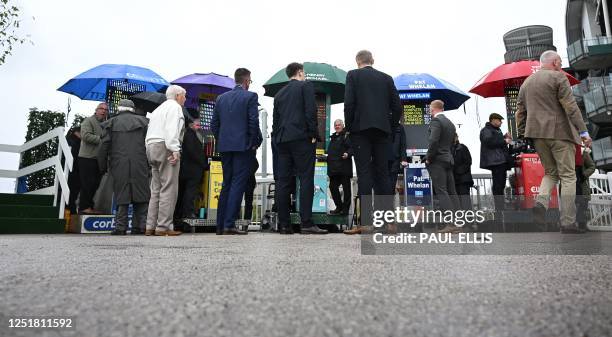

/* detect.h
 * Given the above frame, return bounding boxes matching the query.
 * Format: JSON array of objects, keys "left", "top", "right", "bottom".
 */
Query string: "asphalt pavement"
[{"left": 1, "top": 232, "right": 611, "bottom": 337}]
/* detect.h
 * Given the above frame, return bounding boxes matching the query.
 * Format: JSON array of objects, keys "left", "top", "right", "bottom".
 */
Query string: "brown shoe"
[
  {"left": 344, "top": 226, "right": 364, "bottom": 235},
  {"left": 437, "top": 224, "right": 461, "bottom": 234},
  {"left": 145, "top": 229, "right": 155, "bottom": 236},
  {"left": 154, "top": 229, "right": 182, "bottom": 236},
  {"left": 386, "top": 223, "right": 397, "bottom": 234}
]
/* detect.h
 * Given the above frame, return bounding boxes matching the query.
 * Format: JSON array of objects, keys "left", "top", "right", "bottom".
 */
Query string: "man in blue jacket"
[{"left": 212, "top": 68, "right": 262, "bottom": 235}]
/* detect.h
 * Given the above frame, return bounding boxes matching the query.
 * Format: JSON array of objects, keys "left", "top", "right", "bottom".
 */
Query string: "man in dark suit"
[
  {"left": 343, "top": 50, "right": 402, "bottom": 235},
  {"left": 272, "top": 62, "right": 327, "bottom": 235},
  {"left": 212, "top": 68, "right": 262, "bottom": 235},
  {"left": 426, "top": 100, "right": 460, "bottom": 233}
]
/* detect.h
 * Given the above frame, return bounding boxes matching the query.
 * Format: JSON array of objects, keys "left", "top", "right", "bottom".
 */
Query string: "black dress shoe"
[
  {"left": 279, "top": 227, "right": 294, "bottom": 235},
  {"left": 111, "top": 229, "right": 126, "bottom": 235},
  {"left": 223, "top": 227, "right": 248, "bottom": 235},
  {"left": 329, "top": 208, "right": 342, "bottom": 215},
  {"left": 561, "top": 226, "right": 587, "bottom": 234},
  {"left": 130, "top": 228, "right": 144, "bottom": 235},
  {"left": 301, "top": 226, "right": 328, "bottom": 234}
]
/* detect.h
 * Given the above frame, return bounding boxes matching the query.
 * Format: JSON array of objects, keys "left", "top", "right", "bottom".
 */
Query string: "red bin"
[{"left": 514, "top": 153, "right": 558, "bottom": 209}]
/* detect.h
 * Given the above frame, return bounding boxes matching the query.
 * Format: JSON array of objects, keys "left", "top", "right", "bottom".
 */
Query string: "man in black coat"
[
  {"left": 479, "top": 113, "right": 512, "bottom": 211},
  {"left": 98, "top": 99, "right": 150, "bottom": 235},
  {"left": 388, "top": 127, "right": 408, "bottom": 196},
  {"left": 176, "top": 118, "right": 208, "bottom": 225},
  {"left": 426, "top": 100, "right": 460, "bottom": 233},
  {"left": 272, "top": 62, "right": 327, "bottom": 234},
  {"left": 327, "top": 119, "right": 353, "bottom": 215},
  {"left": 343, "top": 50, "right": 402, "bottom": 235},
  {"left": 452, "top": 134, "right": 474, "bottom": 210}
]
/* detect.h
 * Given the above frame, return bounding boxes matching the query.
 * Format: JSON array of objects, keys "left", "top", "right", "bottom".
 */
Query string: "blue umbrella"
[
  {"left": 394, "top": 73, "right": 470, "bottom": 110},
  {"left": 57, "top": 64, "right": 169, "bottom": 101}
]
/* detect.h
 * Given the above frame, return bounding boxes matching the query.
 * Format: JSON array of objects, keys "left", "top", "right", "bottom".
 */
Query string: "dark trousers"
[
  {"left": 67, "top": 169, "right": 80, "bottom": 213},
  {"left": 243, "top": 173, "right": 256, "bottom": 220},
  {"left": 177, "top": 175, "right": 201, "bottom": 219},
  {"left": 329, "top": 175, "right": 351, "bottom": 212},
  {"left": 350, "top": 129, "right": 391, "bottom": 197},
  {"left": 115, "top": 202, "right": 148, "bottom": 232},
  {"left": 78, "top": 157, "right": 101, "bottom": 211},
  {"left": 217, "top": 151, "right": 254, "bottom": 230},
  {"left": 276, "top": 139, "right": 316, "bottom": 228},
  {"left": 455, "top": 183, "right": 472, "bottom": 210},
  {"left": 428, "top": 162, "right": 458, "bottom": 211},
  {"left": 489, "top": 164, "right": 507, "bottom": 211}
]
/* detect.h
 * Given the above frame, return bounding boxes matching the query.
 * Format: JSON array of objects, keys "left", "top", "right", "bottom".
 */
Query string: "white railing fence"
[{"left": 0, "top": 127, "right": 72, "bottom": 219}]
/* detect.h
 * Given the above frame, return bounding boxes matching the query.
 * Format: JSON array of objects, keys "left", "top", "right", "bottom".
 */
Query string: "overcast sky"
[{"left": 0, "top": 0, "right": 568, "bottom": 191}]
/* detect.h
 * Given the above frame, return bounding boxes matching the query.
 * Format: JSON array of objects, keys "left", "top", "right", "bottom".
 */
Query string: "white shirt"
[{"left": 145, "top": 99, "right": 185, "bottom": 152}]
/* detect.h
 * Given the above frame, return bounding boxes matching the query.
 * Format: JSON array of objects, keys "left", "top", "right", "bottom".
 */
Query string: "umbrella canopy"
[
  {"left": 394, "top": 73, "right": 470, "bottom": 110},
  {"left": 130, "top": 91, "right": 166, "bottom": 113},
  {"left": 57, "top": 64, "right": 169, "bottom": 101},
  {"left": 263, "top": 62, "right": 347, "bottom": 104},
  {"left": 171, "top": 73, "right": 235, "bottom": 109},
  {"left": 469, "top": 60, "right": 580, "bottom": 98}
]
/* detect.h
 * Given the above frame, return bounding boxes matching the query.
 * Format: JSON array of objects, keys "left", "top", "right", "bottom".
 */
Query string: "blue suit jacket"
[{"left": 212, "top": 86, "right": 262, "bottom": 153}]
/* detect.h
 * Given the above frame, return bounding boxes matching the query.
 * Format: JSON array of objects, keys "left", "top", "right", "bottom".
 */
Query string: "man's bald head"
[{"left": 540, "top": 50, "right": 562, "bottom": 71}]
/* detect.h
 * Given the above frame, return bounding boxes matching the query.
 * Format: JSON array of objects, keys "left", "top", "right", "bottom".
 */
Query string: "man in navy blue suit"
[{"left": 212, "top": 68, "right": 262, "bottom": 235}]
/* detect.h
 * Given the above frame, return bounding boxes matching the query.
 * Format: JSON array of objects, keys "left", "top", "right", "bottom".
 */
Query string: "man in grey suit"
[
  {"left": 426, "top": 100, "right": 460, "bottom": 234},
  {"left": 516, "top": 50, "right": 592, "bottom": 233}
]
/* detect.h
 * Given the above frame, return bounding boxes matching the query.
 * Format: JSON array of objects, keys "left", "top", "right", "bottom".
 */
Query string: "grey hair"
[
  {"left": 356, "top": 50, "right": 374, "bottom": 65},
  {"left": 539, "top": 50, "right": 559, "bottom": 65},
  {"left": 333, "top": 119, "right": 344, "bottom": 126},
  {"left": 165, "top": 85, "right": 186, "bottom": 100},
  {"left": 117, "top": 106, "right": 134, "bottom": 112}
]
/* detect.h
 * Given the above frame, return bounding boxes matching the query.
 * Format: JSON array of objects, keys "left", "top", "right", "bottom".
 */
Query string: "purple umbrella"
[{"left": 171, "top": 73, "right": 235, "bottom": 109}]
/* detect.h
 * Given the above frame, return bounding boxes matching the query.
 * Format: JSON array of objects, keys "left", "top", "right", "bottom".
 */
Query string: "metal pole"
[{"left": 603, "top": 0, "right": 612, "bottom": 38}]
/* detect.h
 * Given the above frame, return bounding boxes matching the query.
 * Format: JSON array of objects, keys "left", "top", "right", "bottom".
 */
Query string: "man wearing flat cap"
[
  {"left": 479, "top": 112, "right": 512, "bottom": 211},
  {"left": 98, "top": 99, "right": 150, "bottom": 235}
]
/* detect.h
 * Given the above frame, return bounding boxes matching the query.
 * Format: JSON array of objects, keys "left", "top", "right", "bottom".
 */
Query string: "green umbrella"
[{"left": 263, "top": 62, "right": 348, "bottom": 104}]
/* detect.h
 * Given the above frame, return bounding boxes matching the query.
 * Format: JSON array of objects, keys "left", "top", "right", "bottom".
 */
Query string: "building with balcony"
[
  {"left": 567, "top": 0, "right": 612, "bottom": 171},
  {"left": 503, "top": 26, "right": 557, "bottom": 63}
]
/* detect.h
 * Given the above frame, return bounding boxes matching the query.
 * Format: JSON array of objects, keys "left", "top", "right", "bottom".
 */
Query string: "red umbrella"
[{"left": 469, "top": 60, "right": 580, "bottom": 98}]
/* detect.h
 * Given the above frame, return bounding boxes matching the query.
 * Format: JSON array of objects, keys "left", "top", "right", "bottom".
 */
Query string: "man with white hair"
[
  {"left": 516, "top": 50, "right": 592, "bottom": 233},
  {"left": 144, "top": 85, "right": 186, "bottom": 236}
]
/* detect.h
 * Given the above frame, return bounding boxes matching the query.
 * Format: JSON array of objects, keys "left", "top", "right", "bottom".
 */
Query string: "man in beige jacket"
[{"left": 516, "top": 50, "right": 592, "bottom": 233}]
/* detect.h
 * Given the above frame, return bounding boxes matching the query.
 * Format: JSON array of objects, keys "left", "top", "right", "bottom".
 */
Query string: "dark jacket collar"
[{"left": 485, "top": 122, "right": 500, "bottom": 130}]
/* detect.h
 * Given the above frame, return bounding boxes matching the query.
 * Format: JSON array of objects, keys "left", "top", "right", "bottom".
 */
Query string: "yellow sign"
[{"left": 207, "top": 161, "right": 223, "bottom": 209}]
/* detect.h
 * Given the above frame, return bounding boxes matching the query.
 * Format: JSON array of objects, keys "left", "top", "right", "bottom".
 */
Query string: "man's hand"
[
  {"left": 168, "top": 152, "right": 180, "bottom": 165},
  {"left": 582, "top": 135, "right": 592, "bottom": 148},
  {"left": 400, "top": 160, "right": 409, "bottom": 167},
  {"left": 342, "top": 153, "right": 349, "bottom": 159},
  {"left": 425, "top": 159, "right": 430, "bottom": 165},
  {"left": 311, "top": 138, "right": 317, "bottom": 144}
]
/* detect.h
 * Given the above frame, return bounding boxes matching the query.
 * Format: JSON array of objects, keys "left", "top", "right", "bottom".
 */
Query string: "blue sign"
[
  {"left": 82, "top": 216, "right": 132, "bottom": 232},
  {"left": 404, "top": 164, "right": 432, "bottom": 206},
  {"left": 399, "top": 92, "right": 431, "bottom": 100}
]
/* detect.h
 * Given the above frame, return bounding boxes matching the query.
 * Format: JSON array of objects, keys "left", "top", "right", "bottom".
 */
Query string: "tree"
[
  {"left": 0, "top": 0, "right": 30, "bottom": 66},
  {"left": 20, "top": 108, "right": 66, "bottom": 192}
]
